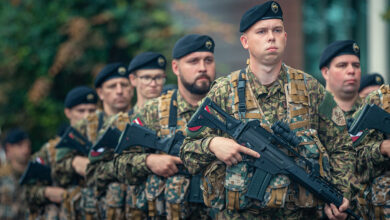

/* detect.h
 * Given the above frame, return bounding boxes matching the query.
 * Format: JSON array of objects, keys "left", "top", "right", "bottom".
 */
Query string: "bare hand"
[
  {"left": 380, "top": 140, "right": 390, "bottom": 157},
  {"left": 324, "top": 198, "right": 349, "bottom": 220},
  {"left": 44, "top": 186, "right": 66, "bottom": 203},
  {"left": 209, "top": 137, "right": 260, "bottom": 166},
  {"left": 72, "top": 156, "right": 89, "bottom": 177},
  {"left": 146, "top": 154, "right": 183, "bottom": 178}
]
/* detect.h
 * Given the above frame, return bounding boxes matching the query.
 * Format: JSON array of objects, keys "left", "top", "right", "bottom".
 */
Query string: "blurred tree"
[{"left": 0, "top": 0, "right": 181, "bottom": 151}]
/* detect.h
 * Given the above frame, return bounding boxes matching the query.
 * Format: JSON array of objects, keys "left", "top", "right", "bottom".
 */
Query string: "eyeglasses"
[{"left": 137, "top": 75, "right": 166, "bottom": 85}]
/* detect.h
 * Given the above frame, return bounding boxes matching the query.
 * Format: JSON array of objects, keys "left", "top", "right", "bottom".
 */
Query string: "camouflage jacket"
[
  {"left": 0, "top": 162, "right": 28, "bottom": 220},
  {"left": 353, "top": 85, "right": 390, "bottom": 183},
  {"left": 181, "top": 64, "right": 355, "bottom": 199},
  {"left": 25, "top": 137, "right": 60, "bottom": 210}
]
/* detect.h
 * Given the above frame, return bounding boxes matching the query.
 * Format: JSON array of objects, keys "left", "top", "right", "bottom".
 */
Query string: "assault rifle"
[
  {"left": 187, "top": 97, "right": 361, "bottom": 219},
  {"left": 56, "top": 126, "right": 92, "bottom": 156},
  {"left": 19, "top": 161, "right": 52, "bottom": 185},
  {"left": 91, "top": 126, "right": 122, "bottom": 152},
  {"left": 114, "top": 123, "right": 204, "bottom": 203},
  {"left": 348, "top": 104, "right": 390, "bottom": 135}
]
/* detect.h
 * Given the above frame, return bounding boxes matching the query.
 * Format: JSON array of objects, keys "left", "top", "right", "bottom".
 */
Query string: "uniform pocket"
[{"left": 201, "top": 160, "right": 225, "bottom": 210}]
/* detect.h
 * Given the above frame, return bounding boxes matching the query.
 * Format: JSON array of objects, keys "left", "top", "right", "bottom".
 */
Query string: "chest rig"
[{"left": 202, "top": 66, "right": 329, "bottom": 212}]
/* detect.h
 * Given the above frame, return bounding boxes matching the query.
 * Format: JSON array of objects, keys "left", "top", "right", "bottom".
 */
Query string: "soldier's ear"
[
  {"left": 64, "top": 108, "right": 71, "bottom": 120},
  {"left": 129, "top": 73, "right": 137, "bottom": 87},
  {"left": 171, "top": 59, "right": 179, "bottom": 77},
  {"left": 240, "top": 34, "right": 249, "bottom": 50},
  {"left": 96, "top": 88, "right": 104, "bottom": 101},
  {"left": 321, "top": 67, "right": 329, "bottom": 81}
]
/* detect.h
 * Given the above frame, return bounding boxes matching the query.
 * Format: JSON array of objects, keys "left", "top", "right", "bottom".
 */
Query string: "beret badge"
[
  {"left": 353, "top": 43, "right": 360, "bottom": 54},
  {"left": 158, "top": 57, "right": 165, "bottom": 67},
  {"left": 205, "top": 40, "right": 213, "bottom": 49},
  {"left": 118, "top": 67, "right": 127, "bottom": 75},
  {"left": 271, "top": 2, "right": 279, "bottom": 14},
  {"left": 87, "top": 93, "right": 95, "bottom": 101},
  {"left": 376, "top": 76, "right": 382, "bottom": 84}
]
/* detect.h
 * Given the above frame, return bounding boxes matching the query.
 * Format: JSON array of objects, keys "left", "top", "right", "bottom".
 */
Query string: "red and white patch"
[
  {"left": 350, "top": 131, "right": 363, "bottom": 142},
  {"left": 90, "top": 147, "right": 104, "bottom": 157},
  {"left": 35, "top": 157, "right": 45, "bottom": 165},
  {"left": 133, "top": 118, "right": 144, "bottom": 126}
]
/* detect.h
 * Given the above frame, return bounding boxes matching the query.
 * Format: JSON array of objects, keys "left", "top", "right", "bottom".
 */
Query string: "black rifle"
[
  {"left": 349, "top": 104, "right": 390, "bottom": 135},
  {"left": 19, "top": 161, "right": 52, "bottom": 185},
  {"left": 187, "top": 97, "right": 361, "bottom": 219},
  {"left": 56, "top": 126, "right": 92, "bottom": 156},
  {"left": 114, "top": 123, "right": 204, "bottom": 203},
  {"left": 91, "top": 126, "right": 122, "bottom": 152}
]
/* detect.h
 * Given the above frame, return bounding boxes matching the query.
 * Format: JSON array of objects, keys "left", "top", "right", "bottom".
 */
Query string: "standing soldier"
[
  {"left": 181, "top": 2, "right": 353, "bottom": 219},
  {"left": 54, "top": 63, "right": 133, "bottom": 220},
  {"left": 0, "top": 128, "right": 31, "bottom": 219},
  {"left": 358, "top": 73, "right": 385, "bottom": 98},
  {"left": 111, "top": 34, "right": 216, "bottom": 220},
  {"left": 87, "top": 52, "right": 167, "bottom": 220},
  {"left": 25, "top": 86, "right": 98, "bottom": 219},
  {"left": 319, "top": 40, "right": 390, "bottom": 219}
]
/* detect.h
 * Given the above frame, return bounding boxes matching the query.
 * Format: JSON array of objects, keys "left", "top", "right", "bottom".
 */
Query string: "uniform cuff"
[{"left": 372, "top": 141, "right": 390, "bottom": 165}]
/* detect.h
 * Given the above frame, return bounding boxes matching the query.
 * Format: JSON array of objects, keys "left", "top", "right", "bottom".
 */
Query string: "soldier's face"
[
  {"left": 322, "top": 55, "right": 361, "bottom": 100},
  {"left": 130, "top": 69, "right": 165, "bottom": 100},
  {"left": 6, "top": 139, "right": 31, "bottom": 165},
  {"left": 65, "top": 104, "right": 97, "bottom": 126},
  {"left": 240, "top": 19, "right": 287, "bottom": 65},
  {"left": 97, "top": 78, "right": 133, "bottom": 114},
  {"left": 172, "top": 51, "right": 216, "bottom": 95}
]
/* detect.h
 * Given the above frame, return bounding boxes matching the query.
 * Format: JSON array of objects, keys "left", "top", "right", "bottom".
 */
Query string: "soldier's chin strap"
[{"left": 168, "top": 89, "right": 178, "bottom": 135}]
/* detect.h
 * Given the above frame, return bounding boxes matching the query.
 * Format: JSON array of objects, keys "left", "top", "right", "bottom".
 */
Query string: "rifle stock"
[
  {"left": 187, "top": 98, "right": 361, "bottom": 219},
  {"left": 19, "top": 161, "right": 52, "bottom": 185},
  {"left": 91, "top": 126, "right": 121, "bottom": 152},
  {"left": 349, "top": 104, "right": 390, "bottom": 135},
  {"left": 56, "top": 126, "right": 92, "bottom": 155}
]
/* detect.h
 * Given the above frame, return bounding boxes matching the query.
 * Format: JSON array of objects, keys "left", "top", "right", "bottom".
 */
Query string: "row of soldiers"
[{"left": 0, "top": 1, "right": 389, "bottom": 219}]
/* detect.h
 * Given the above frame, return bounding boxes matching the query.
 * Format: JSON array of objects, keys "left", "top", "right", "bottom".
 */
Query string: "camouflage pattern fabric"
[
  {"left": 181, "top": 64, "right": 355, "bottom": 217},
  {"left": 0, "top": 162, "right": 28, "bottom": 220},
  {"left": 25, "top": 137, "right": 62, "bottom": 219},
  {"left": 115, "top": 91, "right": 211, "bottom": 219}
]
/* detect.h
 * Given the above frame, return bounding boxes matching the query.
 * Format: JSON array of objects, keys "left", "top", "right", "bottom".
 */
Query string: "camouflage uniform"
[
  {"left": 181, "top": 64, "right": 355, "bottom": 219},
  {"left": 115, "top": 90, "right": 210, "bottom": 220},
  {"left": 0, "top": 162, "right": 28, "bottom": 220},
  {"left": 352, "top": 85, "right": 390, "bottom": 219},
  {"left": 25, "top": 136, "right": 61, "bottom": 220}
]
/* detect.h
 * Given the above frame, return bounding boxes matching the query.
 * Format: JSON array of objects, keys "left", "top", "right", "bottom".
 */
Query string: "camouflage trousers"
[
  {"left": 356, "top": 172, "right": 390, "bottom": 220},
  {"left": 212, "top": 207, "right": 320, "bottom": 220},
  {"left": 29, "top": 204, "right": 60, "bottom": 220}
]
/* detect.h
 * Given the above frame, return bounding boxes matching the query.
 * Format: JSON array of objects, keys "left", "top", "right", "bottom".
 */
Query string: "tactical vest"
[
  {"left": 202, "top": 66, "right": 330, "bottom": 212},
  {"left": 144, "top": 90, "right": 192, "bottom": 220}
]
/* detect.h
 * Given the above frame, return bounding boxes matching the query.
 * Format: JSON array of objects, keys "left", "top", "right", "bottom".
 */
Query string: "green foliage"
[{"left": 0, "top": 0, "right": 180, "bottom": 151}]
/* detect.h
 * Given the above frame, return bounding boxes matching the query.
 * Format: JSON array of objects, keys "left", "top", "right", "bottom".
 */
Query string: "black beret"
[
  {"left": 319, "top": 40, "right": 360, "bottom": 69},
  {"left": 240, "top": 1, "right": 283, "bottom": 33},
  {"left": 94, "top": 62, "right": 129, "bottom": 88},
  {"left": 359, "top": 73, "right": 384, "bottom": 92},
  {"left": 64, "top": 86, "right": 98, "bottom": 108},
  {"left": 128, "top": 52, "right": 167, "bottom": 74},
  {"left": 172, "top": 34, "right": 215, "bottom": 59},
  {"left": 4, "top": 128, "right": 29, "bottom": 145}
]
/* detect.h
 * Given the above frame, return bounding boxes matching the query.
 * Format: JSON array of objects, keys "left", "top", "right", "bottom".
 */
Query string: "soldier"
[
  {"left": 25, "top": 86, "right": 98, "bottom": 219},
  {"left": 112, "top": 34, "right": 216, "bottom": 220},
  {"left": 358, "top": 73, "right": 385, "bottom": 98},
  {"left": 0, "top": 128, "right": 31, "bottom": 219},
  {"left": 54, "top": 63, "right": 133, "bottom": 220},
  {"left": 319, "top": 40, "right": 390, "bottom": 219},
  {"left": 180, "top": 2, "right": 353, "bottom": 219},
  {"left": 87, "top": 52, "right": 167, "bottom": 219}
]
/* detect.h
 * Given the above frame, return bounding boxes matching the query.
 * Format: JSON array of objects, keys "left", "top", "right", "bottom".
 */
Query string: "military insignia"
[
  {"left": 271, "top": 2, "right": 279, "bottom": 14},
  {"left": 331, "top": 107, "right": 346, "bottom": 126},
  {"left": 118, "top": 67, "right": 127, "bottom": 75},
  {"left": 157, "top": 57, "right": 165, "bottom": 67},
  {"left": 205, "top": 40, "right": 213, "bottom": 50},
  {"left": 87, "top": 93, "right": 95, "bottom": 101},
  {"left": 352, "top": 43, "right": 360, "bottom": 54},
  {"left": 375, "top": 76, "right": 383, "bottom": 84}
]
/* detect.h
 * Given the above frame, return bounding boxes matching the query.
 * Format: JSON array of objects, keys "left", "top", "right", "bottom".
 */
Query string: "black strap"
[
  {"left": 97, "top": 111, "right": 104, "bottom": 132},
  {"left": 168, "top": 90, "right": 178, "bottom": 134},
  {"left": 128, "top": 109, "right": 134, "bottom": 117},
  {"left": 237, "top": 69, "right": 246, "bottom": 118}
]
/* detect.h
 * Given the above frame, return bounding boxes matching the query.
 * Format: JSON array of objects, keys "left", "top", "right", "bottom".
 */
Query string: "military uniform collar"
[
  {"left": 245, "top": 63, "right": 287, "bottom": 99},
  {"left": 176, "top": 90, "right": 198, "bottom": 114}
]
